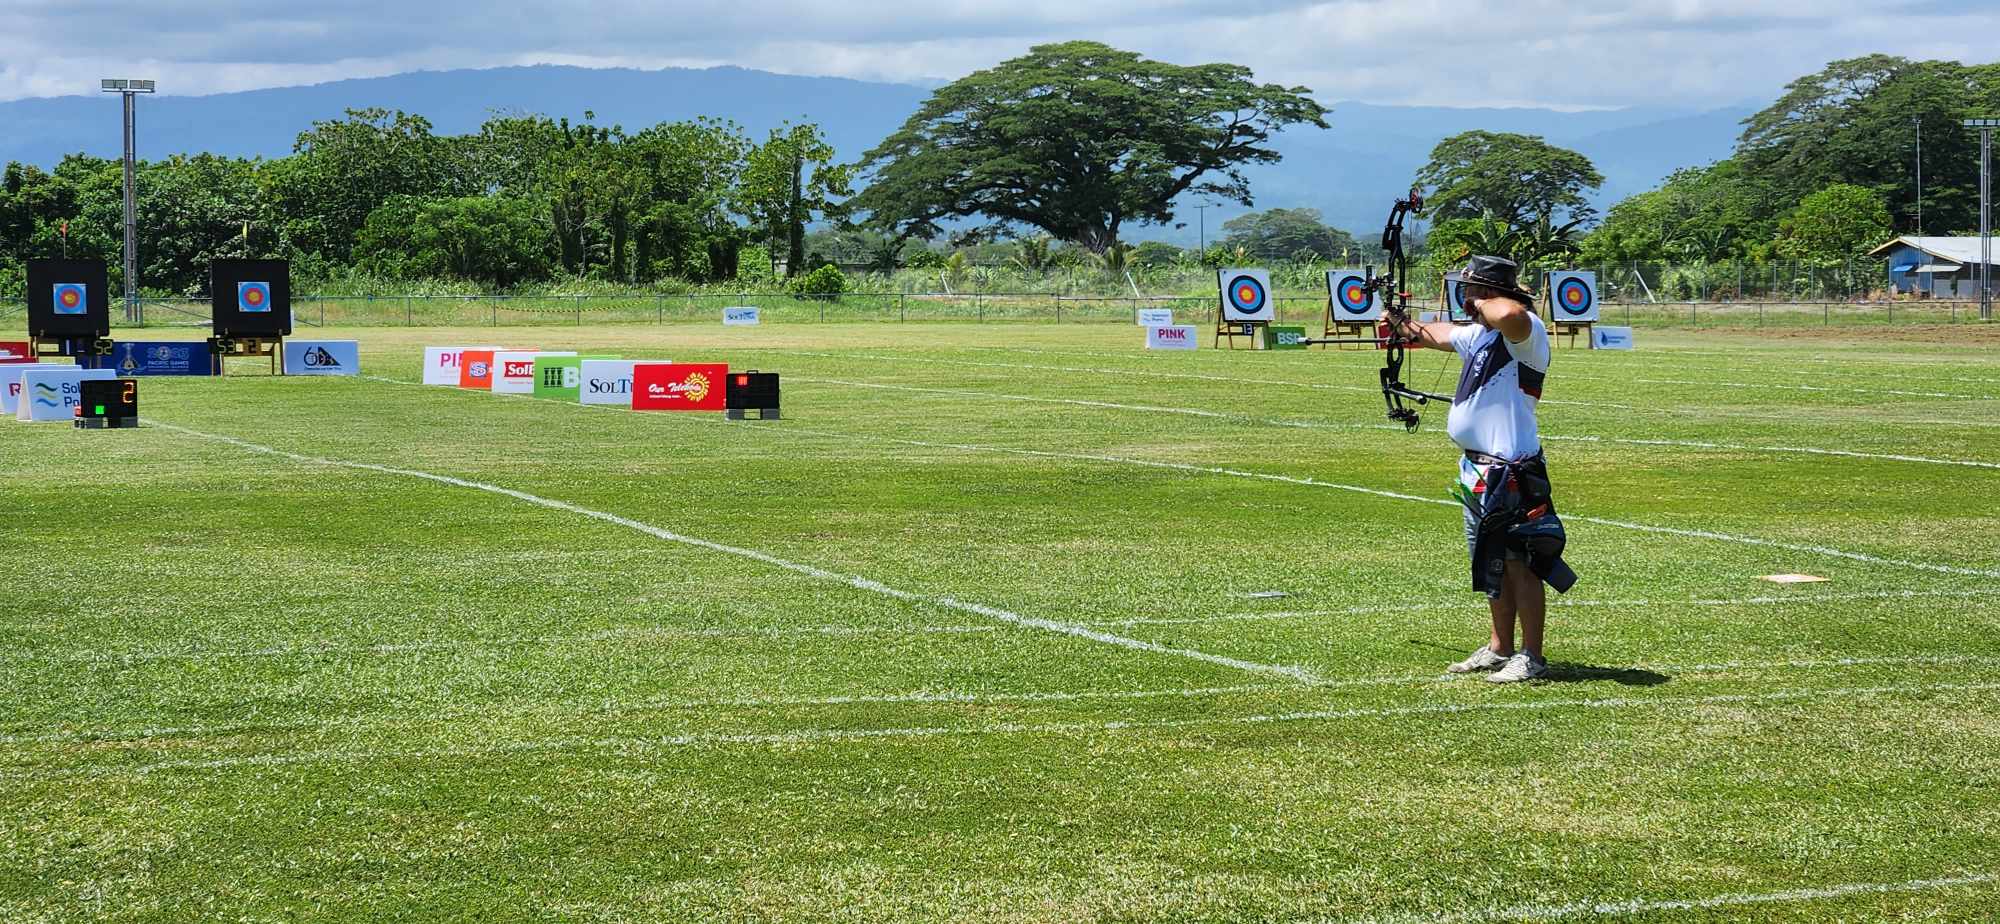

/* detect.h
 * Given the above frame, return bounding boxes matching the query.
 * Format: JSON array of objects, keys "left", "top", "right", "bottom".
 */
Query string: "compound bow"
[{"left": 1303, "top": 187, "right": 1452, "bottom": 431}]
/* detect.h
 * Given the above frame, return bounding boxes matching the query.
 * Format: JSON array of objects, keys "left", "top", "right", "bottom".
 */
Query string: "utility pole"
[
  {"left": 1195, "top": 203, "right": 1212, "bottom": 255},
  {"left": 1913, "top": 116, "right": 1922, "bottom": 237},
  {"left": 101, "top": 78, "right": 155, "bottom": 324},
  {"left": 1971, "top": 119, "right": 1997, "bottom": 320}
]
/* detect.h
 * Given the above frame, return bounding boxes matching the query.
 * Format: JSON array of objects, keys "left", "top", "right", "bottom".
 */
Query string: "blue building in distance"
[{"left": 1868, "top": 236, "right": 1999, "bottom": 297}]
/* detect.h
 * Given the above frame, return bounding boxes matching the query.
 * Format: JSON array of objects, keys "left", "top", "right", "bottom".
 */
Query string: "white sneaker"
[
  {"left": 1447, "top": 645, "right": 1509, "bottom": 674},
  {"left": 1486, "top": 652, "right": 1549, "bottom": 683}
]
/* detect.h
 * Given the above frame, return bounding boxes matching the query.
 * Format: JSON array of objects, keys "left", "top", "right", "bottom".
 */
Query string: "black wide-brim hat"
[{"left": 1459, "top": 254, "right": 1537, "bottom": 304}]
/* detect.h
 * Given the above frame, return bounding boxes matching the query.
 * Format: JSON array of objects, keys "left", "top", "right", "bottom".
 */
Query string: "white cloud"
[{"left": 0, "top": 0, "right": 1994, "bottom": 108}]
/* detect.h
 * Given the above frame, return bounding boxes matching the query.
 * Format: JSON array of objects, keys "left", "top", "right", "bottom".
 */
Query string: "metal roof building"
[{"left": 1867, "top": 235, "right": 1998, "bottom": 297}]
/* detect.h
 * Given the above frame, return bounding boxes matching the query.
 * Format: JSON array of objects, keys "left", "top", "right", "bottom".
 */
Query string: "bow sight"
[{"left": 1301, "top": 188, "right": 1453, "bottom": 431}]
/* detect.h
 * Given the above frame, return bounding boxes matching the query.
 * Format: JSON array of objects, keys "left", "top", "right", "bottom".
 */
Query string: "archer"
[{"left": 1389, "top": 255, "right": 1577, "bottom": 683}]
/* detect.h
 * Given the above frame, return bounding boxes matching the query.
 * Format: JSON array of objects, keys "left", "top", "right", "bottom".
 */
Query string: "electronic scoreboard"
[
  {"left": 724, "top": 371, "right": 781, "bottom": 419},
  {"left": 73, "top": 378, "right": 138, "bottom": 429}
]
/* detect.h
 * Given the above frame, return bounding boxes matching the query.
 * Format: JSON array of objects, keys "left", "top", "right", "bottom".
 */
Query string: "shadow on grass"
[{"left": 1544, "top": 663, "right": 1671, "bottom": 686}]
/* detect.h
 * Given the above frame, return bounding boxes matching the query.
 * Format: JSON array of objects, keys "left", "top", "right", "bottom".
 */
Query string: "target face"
[
  {"left": 1444, "top": 274, "right": 1473, "bottom": 323},
  {"left": 52, "top": 283, "right": 87, "bottom": 315},
  {"left": 1326, "top": 269, "right": 1378, "bottom": 320},
  {"left": 1218, "top": 268, "right": 1274, "bottom": 322},
  {"left": 238, "top": 281, "right": 272, "bottom": 314},
  {"left": 1549, "top": 271, "right": 1598, "bottom": 321}
]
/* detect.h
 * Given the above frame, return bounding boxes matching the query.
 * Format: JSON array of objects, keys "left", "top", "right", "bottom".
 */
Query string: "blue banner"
[
  {"left": 81, "top": 341, "right": 217, "bottom": 376},
  {"left": 283, "top": 340, "right": 360, "bottom": 376}
]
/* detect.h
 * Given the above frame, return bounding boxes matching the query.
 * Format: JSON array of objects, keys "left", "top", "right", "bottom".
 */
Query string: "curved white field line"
[{"left": 7, "top": 680, "right": 1994, "bottom": 780}]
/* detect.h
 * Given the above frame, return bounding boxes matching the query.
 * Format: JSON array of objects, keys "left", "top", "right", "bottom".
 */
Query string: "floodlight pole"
[
  {"left": 101, "top": 78, "right": 155, "bottom": 325},
  {"left": 1965, "top": 120, "right": 1997, "bottom": 320}
]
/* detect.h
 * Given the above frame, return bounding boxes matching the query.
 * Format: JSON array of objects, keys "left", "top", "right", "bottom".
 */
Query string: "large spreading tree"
[
  {"left": 1416, "top": 131, "right": 1603, "bottom": 231},
  {"left": 852, "top": 41, "right": 1328, "bottom": 253}
]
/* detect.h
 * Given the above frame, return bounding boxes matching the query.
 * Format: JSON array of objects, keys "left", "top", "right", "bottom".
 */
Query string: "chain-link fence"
[{"left": 6, "top": 257, "right": 1992, "bottom": 329}]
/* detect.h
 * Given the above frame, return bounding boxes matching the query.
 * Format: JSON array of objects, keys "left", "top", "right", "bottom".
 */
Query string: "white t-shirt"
[{"left": 1446, "top": 315, "right": 1551, "bottom": 489}]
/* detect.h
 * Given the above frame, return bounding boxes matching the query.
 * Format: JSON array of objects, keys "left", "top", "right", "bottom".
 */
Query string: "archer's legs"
[
  {"left": 1487, "top": 581, "right": 1517, "bottom": 657},
  {"left": 1506, "top": 560, "right": 1546, "bottom": 660}
]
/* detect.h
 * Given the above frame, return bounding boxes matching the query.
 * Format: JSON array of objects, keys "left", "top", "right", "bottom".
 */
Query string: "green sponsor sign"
[
  {"left": 1265, "top": 325, "right": 1309, "bottom": 350},
  {"left": 531, "top": 355, "right": 617, "bottom": 400}
]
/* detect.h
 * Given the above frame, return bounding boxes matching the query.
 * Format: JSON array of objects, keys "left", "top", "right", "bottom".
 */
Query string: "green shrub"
[{"left": 788, "top": 264, "right": 848, "bottom": 296}]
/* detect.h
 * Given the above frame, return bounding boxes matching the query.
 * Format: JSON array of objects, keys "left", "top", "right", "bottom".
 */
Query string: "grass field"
[{"left": 3, "top": 322, "right": 1998, "bottom": 922}]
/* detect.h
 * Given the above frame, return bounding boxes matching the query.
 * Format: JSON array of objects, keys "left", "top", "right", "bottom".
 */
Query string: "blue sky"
[{"left": 2, "top": 0, "right": 1995, "bottom": 109}]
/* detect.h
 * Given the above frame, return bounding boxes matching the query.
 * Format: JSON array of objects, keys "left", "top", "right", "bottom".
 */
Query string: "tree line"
[{"left": 3, "top": 44, "right": 1997, "bottom": 299}]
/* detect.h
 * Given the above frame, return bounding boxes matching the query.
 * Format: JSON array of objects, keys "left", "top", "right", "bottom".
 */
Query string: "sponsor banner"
[
  {"left": 423, "top": 345, "right": 504, "bottom": 386},
  {"left": 1135, "top": 308, "right": 1174, "bottom": 326},
  {"left": 492, "top": 351, "right": 576, "bottom": 394},
  {"left": 1264, "top": 325, "right": 1309, "bottom": 350},
  {"left": 531, "top": 354, "right": 618, "bottom": 401},
  {"left": 0, "top": 342, "right": 32, "bottom": 364},
  {"left": 458, "top": 349, "right": 498, "bottom": 389},
  {"left": 579, "top": 359, "right": 645, "bottom": 406},
  {"left": 1146, "top": 325, "right": 1200, "bottom": 350},
  {"left": 283, "top": 340, "right": 360, "bottom": 376},
  {"left": 15, "top": 366, "right": 114, "bottom": 422},
  {"left": 3, "top": 363, "right": 66, "bottom": 415},
  {"left": 723, "top": 306, "right": 761, "bottom": 326},
  {"left": 1591, "top": 325, "right": 1634, "bottom": 350},
  {"left": 99, "top": 341, "right": 217, "bottom": 376},
  {"left": 633, "top": 363, "right": 728, "bottom": 411}
]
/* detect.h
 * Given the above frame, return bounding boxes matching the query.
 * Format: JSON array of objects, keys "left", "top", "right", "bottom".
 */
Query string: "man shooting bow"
[{"left": 1386, "top": 255, "right": 1577, "bottom": 683}]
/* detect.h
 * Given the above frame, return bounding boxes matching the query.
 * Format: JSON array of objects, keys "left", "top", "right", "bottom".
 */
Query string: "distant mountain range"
[{"left": 0, "top": 64, "right": 1756, "bottom": 244}]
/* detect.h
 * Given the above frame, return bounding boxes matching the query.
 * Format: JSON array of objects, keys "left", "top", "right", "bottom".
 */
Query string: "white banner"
[
  {"left": 15, "top": 366, "right": 115, "bottom": 422},
  {"left": 1146, "top": 325, "right": 1200, "bottom": 350},
  {"left": 283, "top": 340, "right": 359, "bottom": 376},
  {"left": 2, "top": 363, "right": 66, "bottom": 416},
  {"left": 1591, "top": 325, "right": 1635, "bottom": 350},
  {"left": 1135, "top": 308, "right": 1174, "bottom": 326},
  {"left": 579, "top": 359, "right": 650, "bottom": 406},
  {"left": 723, "top": 306, "right": 761, "bottom": 325},
  {"left": 422, "top": 346, "right": 503, "bottom": 385},
  {"left": 491, "top": 351, "right": 575, "bottom": 393}
]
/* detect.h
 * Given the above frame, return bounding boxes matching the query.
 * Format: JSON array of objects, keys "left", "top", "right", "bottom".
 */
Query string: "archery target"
[
  {"left": 1326, "top": 269, "right": 1378, "bottom": 321},
  {"left": 52, "top": 283, "right": 86, "bottom": 316},
  {"left": 1217, "top": 268, "right": 1275, "bottom": 322},
  {"left": 1549, "top": 271, "right": 1598, "bottom": 321},
  {"left": 1443, "top": 273, "right": 1474, "bottom": 323},
  {"left": 238, "top": 281, "right": 272, "bottom": 314}
]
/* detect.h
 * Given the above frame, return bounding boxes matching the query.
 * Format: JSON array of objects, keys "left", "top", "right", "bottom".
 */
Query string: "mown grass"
[{"left": 1, "top": 322, "right": 1996, "bottom": 922}]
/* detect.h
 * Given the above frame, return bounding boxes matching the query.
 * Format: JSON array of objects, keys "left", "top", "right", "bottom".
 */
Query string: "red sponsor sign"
[
  {"left": 457, "top": 350, "right": 497, "bottom": 388},
  {"left": 0, "top": 342, "right": 32, "bottom": 364},
  {"left": 632, "top": 363, "right": 728, "bottom": 411}
]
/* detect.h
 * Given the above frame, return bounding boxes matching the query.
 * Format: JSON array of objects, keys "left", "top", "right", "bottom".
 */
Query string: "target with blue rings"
[
  {"left": 1443, "top": 273, "right": 1474, "bottom": 323},
  {"left": 52, "top": 283, "right": 87, "bottom": 315},
  {"left": 1217, "top": 268, "right": 1275, "bottom": 322},
  {"left": 238, "top": 281, "right": 272, "bottom": 314},
  {"left": 1326, "top": 269, "right": 1378, "bottom": 321},
  {"left": 1548, "top": 271, "right": 1598, "bottom": 321}
]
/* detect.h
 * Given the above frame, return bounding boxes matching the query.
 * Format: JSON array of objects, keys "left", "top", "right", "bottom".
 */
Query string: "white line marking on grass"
[
  {"left": 9, "top": 681, "right": 1995, "bottom": 780},
  {"left": 355, "top": 376, "right": 2000, "bottom": 580},
  {"left": 795, "top": 362, "right": 2000, "bottom": 469},
  {"left": 1098, "top": 588, "right": 2000, "bottom": 628},
  {"left": 142, "top": 420, "right": 1322, "bottom": 685},
  {"left": 1389, "top": 872, "right": 2000, "bottom": 923},
  {"left": 7, "top": 651, "right": 1995, "bottom": 748},
  {"left": 8, "top": 622, "right": 1011, "bottom": 666}
]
